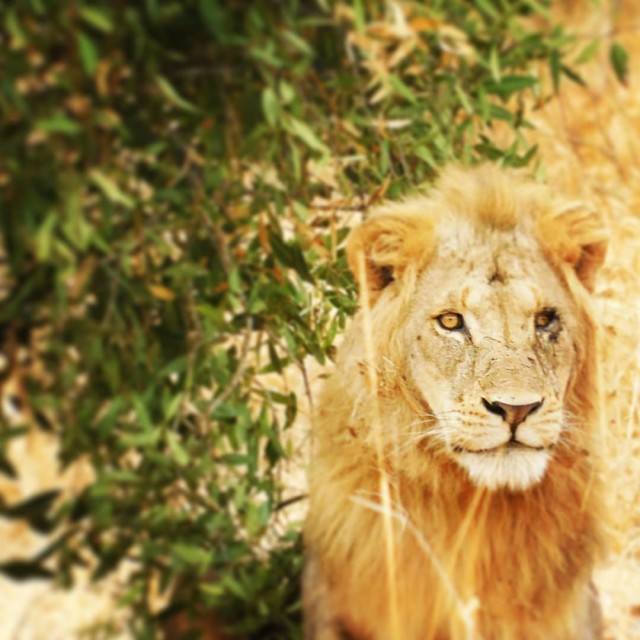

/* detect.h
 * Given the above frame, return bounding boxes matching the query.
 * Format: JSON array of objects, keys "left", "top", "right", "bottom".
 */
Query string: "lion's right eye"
[
  {"left": 535, "top": 308, "right": 558, "bottom": 330},
  {"left": 436, "top": 313, "right": 464, "bottom": 331}
]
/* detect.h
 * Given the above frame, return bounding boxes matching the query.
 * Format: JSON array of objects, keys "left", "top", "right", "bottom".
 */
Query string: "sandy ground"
[
  {"left": 0, "top": 425, "right": 132, "bottom": 639},
  {"left": 2, "top": 2, "right": 640, "bottom": 639}
]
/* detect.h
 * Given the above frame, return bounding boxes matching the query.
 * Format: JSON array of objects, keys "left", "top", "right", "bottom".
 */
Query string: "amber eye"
[
  {"left": 535, "top": 309, "right": 557, "bottom": 330},
  {"left": 437, "top": 312, "right": 464, "bottom": 331}
]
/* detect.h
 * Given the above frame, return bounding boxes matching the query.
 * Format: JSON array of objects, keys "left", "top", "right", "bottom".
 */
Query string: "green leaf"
[
  {"left": 62, "top": 188, "right": 93, "bottom": 251},
  {"left": 0, "top": 454, "right": 16, "bottom": 478},
  {"left": 262, "top": 87, "right": 279, "bottom": 127},
  {"left": 89, "top": 170, "right": 134, "bottom": 209},
  {"left": 561, "top": 64, "right": 586, "bottom": 87},
  {"left": 172, "top": 544, "right": 212, "bottom": 569},
  {"left": 199, "top": 0, "right": 228, "bottom": 41},
  {"left": 79, "top": 6, "right": 114, "bottom": 33},
  {"left": 166, "top": 431, "right": 189, "bottom": 467},
  {"left": 285, "top": 117, "right": 329, "bottom": 155},
  {"left": 522, "top": 0, "right": 552, "bottom": 19},
  {"left": 219, "top": 453, "right": 251, "bottom": 466},
  {"left": 414, "top": 146, "right": 438, "bottom": 170},
  {"left": 353, "top": 0, "right": 366, "bottom": 32},
  {"left": 132, "top": 394, "right": 153, "bottom": 431},
  {"left": 474, "top": 0, "right": 498, "bottom": 19},
  {"left": 1, "top": 489, "right": 60, "bottom": 533},
  {"left": 77, "top": 32, "right": 99, "bottom": 75},
  {"left": 488, "top": 104, "right": 515, "bottom": 123},
  {"left": 477, "top": 87, "right": 490, "bottom": 122},
  {"left": 610, "top": 42, "right": 629, "bottom": 85},
  {"left": 164, "top": 392, "right": 184, "bottom": 421},
  {"left": 549, "top": 50, "right": 561, "bottom": 93},
  {"left": 34, "top": 213, "right": 58, "bottom": 261},
  {"left": 489, "top": 45, "right": 501, "bottom": 82},
  {"left": 483, "top": 75, "right": 538, "bottom": 99},
  {"left": 279, "top": 80, "right": 295, "bottom": 105},
  {"left": 35, "top": 116, "right": 81, "bottom": 136},
  {"left": 576, "top": 40, "right": 599, "bottom": 65},
  {"left": 156, "top": 75, "right": 200, "bottom": 113},
  {"left": 281, "top": 29, "right": 313, "bottom": 56},
  {"left": 249, "top": 42, "right": 283, "bottom": 68},
  {"left": 5, "top": 9, "right": 27, "bottom": 47},
  {"left": 245, "top": 502, "right": 270, "bottom": 537},
  {"left": 268, "top": 231, "right": 314, "bottom": 284},
  {"left": 454, "top": 83, "right": 474, "bottom": 114},
  {"left": 121, "top": 430, "right": 160, "bottom": 448},
  {"left": 0, "top": 561, "right": 53, "bottom": 581},
  {"left": 388, "top": 75, "right": 418, "bottom": 104}
]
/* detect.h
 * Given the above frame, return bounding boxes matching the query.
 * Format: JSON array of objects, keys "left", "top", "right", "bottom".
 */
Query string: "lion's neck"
[
  {"left": 404, "top": 450, "right": 600, "bottom": 560},
  {"left": 314, "top": 449, "right": 602, "bottom": 640}
]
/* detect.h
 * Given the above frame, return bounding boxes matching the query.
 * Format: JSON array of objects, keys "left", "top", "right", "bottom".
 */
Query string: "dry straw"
[{"left": 531, "top": 3, "right": 640, "bottom": 638}]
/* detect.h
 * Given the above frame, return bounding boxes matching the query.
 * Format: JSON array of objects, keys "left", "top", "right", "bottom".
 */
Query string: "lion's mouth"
[{"left": 453, "top": 441, "right": 547, "bottom": 454}]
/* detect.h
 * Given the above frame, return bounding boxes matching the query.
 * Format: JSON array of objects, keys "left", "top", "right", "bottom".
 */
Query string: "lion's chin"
[{"left": 456, "top": 447, "right": 549, "bottom": 492}]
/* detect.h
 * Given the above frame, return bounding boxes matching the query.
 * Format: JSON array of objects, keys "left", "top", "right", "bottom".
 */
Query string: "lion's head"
[{"left": 345, "top": 165, "right": 607, "bottom": 492}]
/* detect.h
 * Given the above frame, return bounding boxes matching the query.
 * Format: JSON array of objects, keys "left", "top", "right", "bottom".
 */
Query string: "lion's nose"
[{"left": 482, "top": 398, "right": 543, "bottom": 432}]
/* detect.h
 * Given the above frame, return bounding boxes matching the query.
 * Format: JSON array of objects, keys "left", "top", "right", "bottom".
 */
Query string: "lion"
[{"left": 303, "top": 165, "right": 608, "bottom": 640}]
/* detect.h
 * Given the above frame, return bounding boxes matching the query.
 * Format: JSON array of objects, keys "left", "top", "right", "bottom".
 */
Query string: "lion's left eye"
[
  {"left": 535, "top": 309, "right": 558, "bottom": 330},
  {"left": 437, "top": 313, "right": 464, "bottom": 331}
]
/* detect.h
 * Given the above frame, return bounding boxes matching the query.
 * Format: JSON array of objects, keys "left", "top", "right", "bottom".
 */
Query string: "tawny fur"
[{"left": 304, "top": 166, "right": 607, "bottom": 640}]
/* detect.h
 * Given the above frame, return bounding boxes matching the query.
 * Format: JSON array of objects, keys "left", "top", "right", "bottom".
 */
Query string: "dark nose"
[{"left": 482, "top": 398, "right": 543, "bottom": 433}]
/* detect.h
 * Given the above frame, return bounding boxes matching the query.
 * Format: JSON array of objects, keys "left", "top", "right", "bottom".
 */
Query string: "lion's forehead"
[
  {"left": 423, "top": 235, "right": 563, "bottom": 312},
  {"left": 462, "top": 280, "right": 538, "bottom": 315}
]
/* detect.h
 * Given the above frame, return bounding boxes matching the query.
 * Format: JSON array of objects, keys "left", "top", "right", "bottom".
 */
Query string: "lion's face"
[
  {"left": 346, "top": 167, "right": 606, "bottom": 494},
  {"left": 402, "top": 222, "right": 579, "bottom": 491}
]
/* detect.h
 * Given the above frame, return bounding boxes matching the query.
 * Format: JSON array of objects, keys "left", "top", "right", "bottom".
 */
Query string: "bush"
[{"left": 0, "top": 1, "right": 610, "bottom": 637}]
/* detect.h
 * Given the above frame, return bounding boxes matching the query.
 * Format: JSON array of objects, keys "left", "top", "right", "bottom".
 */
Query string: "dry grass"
[{"left": 524, "top": 3, "right": 640, "bottom": 637}]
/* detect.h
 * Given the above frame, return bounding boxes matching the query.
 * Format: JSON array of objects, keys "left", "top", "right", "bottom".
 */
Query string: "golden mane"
[{"left": 304, "top": 165, "right": 608, "bottom": 640}]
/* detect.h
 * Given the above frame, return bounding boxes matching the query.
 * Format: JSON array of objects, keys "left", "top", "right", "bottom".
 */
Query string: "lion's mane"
[{"left": 304, "top": 166, "right": 608, "bottom": 640}]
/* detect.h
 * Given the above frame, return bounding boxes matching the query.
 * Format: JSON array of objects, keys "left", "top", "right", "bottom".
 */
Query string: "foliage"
[{"left": 0, "top": 0, "right": 623, "bottom": 637}]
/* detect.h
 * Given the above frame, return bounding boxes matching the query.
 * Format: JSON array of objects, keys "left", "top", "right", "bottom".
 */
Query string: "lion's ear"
[
  {"left": 573, "top": 237, "right": 607, "bottom": 292},
  {"left": 346, "top": 210, "right": 435, "bottom": 302},
  {"left": 538, "top": 205, "right": 608, "bottom": 292}
]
